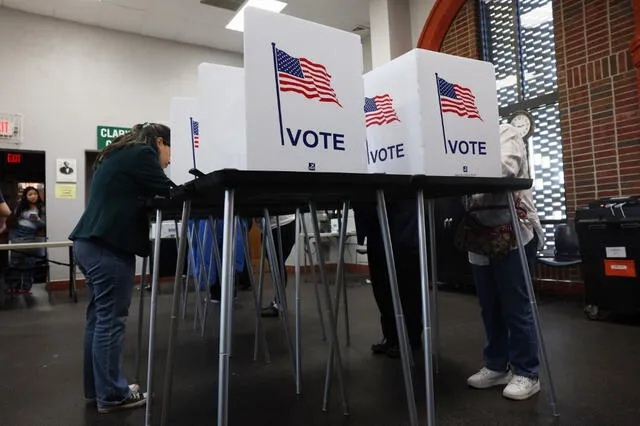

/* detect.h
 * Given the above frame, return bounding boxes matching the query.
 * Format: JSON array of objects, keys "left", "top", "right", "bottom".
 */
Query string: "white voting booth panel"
[
  {"left": 364, "top": 49, "right": 502, "bottom": 177},
  {"left": 198, "top": 63, "right": 247, "bottom": 172},
  {"left": 244, "top": 8, "right": 366, "bottom": 173},
  {"left": 169, "top": 97, "right": 199, "bottom": 185}
]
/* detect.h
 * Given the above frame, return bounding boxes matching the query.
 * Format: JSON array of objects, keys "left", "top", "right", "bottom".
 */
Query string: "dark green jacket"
[{"left": 70, "top": 145, "right": 171, "bottom": 257}]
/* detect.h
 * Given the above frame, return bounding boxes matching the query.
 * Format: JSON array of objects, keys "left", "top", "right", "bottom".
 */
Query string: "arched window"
[{"left": 479, "top": 0, "right": 565, "bottom": 250}]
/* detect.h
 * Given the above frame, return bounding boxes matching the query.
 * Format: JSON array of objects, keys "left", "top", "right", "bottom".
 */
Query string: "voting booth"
[
  {"left": 198, "top": 63, "right": 247, "bottom": 171},
  {"left": 364, "top": 49, "right": 502, "bottom": 177},
  {"left": 169, "top": 97, "right": 199, "bottom": 185},
  {"left": 243, "top": 8, "right": 367, "bottom": 173}
]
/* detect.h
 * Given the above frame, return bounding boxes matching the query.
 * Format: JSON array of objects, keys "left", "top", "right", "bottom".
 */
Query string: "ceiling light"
[{"left": 226, "top": 0, "right": 287, "bottom": 32}]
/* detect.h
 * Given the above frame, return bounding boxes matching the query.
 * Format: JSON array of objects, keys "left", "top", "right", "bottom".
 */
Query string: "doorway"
[
  {"left": 0, "top": 148, "right": 48, "bottom": 284},
  {"left": 85, "top": 150, "right": 99, "bottom": 206}
]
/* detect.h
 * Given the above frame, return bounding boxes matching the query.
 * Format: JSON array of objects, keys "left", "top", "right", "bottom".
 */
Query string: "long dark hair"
[
  {"left": 94, "top": 122, "right": 170, "bottom": 169},
  {"left": 16, "top": 186, "right": 44, "bottom": 217}
]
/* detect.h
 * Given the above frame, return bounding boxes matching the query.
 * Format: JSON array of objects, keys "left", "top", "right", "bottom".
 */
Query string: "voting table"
[{"left": 141, "top": 169, "right": 558, "bottom": 426}]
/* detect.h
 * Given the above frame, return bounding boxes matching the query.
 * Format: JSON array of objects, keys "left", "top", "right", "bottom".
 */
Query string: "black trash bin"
[{"left": 575, "top": 196, "right": 640, "bottom": 319}]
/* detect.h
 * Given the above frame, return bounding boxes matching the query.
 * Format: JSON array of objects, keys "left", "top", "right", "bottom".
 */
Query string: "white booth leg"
[
  {"left": 309, "top": 202, "right": 350, "bottom": 416},
  {"left": 427, "top": 199, "right": 440, "bottom": 373},
  {"left": 294, "top": 209, "right": 303, "bottom": 395},
  {"left": 134, "top": 255, "right": 148, "bottom": 384},
  {"left": 417, "top": 191, "right": 437, "bottom": 426},
  {"left": 376, "top": 190, "right": 418, "bottom": 426},
  {"left": 301, "top": 215, "right": 327, "bottom": 341},
  {"left": 217, "top": 189, "right": 236, "bottom": 426},
  {"left": 160, "top": 201, "right": 192, "bottom": 426},
  {"left": 145, "top": 209, "right": 164, "bottom": 426},
  {"left": 508, "top": 192, "right": 559, "bottom": 417}
]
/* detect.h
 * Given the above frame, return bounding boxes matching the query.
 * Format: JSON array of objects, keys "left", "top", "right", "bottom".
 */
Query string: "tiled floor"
[{"left": 0, "top": 276, "right": 639, "bottom": 426}]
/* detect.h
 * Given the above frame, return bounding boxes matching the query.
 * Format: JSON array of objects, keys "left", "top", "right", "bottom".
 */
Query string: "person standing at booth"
[
  {"left": 0, "top": 188, "right": 10, "bottom": 235},
  {"left": 260, "top": 214, "right": 297, "bottom": 317},
  {"left": 354, "top": 201, "right": 423, "bottom": 358},
  {"left": 70, "top": 123, "right": 171, "bottom": 413},
  {"left": 459, "top": 123, "right": 544, "bottom": 401}
]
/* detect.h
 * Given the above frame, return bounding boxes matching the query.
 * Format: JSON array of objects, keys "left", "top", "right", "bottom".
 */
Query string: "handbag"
[{"left": 454, "top": 198, "right": 528, "bottom": 258}]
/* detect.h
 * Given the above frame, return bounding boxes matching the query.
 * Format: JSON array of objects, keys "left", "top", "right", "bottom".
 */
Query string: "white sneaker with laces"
[
  {"left": 467, "top": 367, "right": 513, "bottom": 389},
  {"left": 503, "top": 375, "right": 540, "bottom": 400}
]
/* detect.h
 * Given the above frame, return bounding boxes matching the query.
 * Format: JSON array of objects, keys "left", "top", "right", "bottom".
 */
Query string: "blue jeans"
[
  {"left": 74, "top": 239, "right": 136, "bottom": 407},
  {"left": 472, "top": 237, "right": 539, "bottom": 378}
]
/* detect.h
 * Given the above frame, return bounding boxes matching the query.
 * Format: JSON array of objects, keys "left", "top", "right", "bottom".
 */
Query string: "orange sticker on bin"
[{"left": 604, "top": 260, "right": 637, "bottom": 278}]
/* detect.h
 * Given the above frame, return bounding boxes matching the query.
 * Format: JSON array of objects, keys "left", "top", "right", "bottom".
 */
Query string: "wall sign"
[
  {"left": 56, "top": 158, "right": 77, "bottom": 183},
  {"left": 97, "top": 126, "right": 131, "bottom": 150}
]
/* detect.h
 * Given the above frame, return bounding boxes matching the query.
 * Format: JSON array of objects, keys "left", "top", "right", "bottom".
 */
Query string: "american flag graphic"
[
  {"left": 364, "top": 94, "right": 400, "bottom": 128},
  {"left": 275, "top": 47, "right": 342, "bottom": 107},
  {"left": 437, "top": 76, "right": 482, "bottom": 120},
  {"left": 191, "top": 120, "right": 200, "bottom": 148}
]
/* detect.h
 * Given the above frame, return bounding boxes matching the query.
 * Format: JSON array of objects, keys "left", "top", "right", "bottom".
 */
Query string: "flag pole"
[
  {"left": 271, "top": 42, "right": 286, "bottom": 146},
  {"left": 189, "top": 117, "right": 197, "bottom": 169},
  {"left": 435, "top": 73, "right": 448, "bottom": 154}
]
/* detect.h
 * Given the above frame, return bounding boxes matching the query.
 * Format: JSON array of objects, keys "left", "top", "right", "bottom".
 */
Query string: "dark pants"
[
  {"left": 472, "top": 237, "right": 539, "bottom": 378},
  {"left": 74, "top": 239, "right": 136, "bottom": 407},
  {"left": 267, "top": 220, "right": 297, "bottom": 288},
  {"left": 367, "top": 242, "right": 422, "bottom": 347}
]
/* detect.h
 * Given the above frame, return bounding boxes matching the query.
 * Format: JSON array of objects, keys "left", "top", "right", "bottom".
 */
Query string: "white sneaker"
[
  {"left": 503, "top": 375, "right": 541, "bottom": 400},
  {"left": 467, "top": 367, "right": 513, "bottom": 389}
]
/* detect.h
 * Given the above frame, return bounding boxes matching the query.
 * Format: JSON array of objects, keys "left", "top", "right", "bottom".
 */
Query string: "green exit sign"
[{"left": 97, "top": 126, "right": 131, "bottom": 150}]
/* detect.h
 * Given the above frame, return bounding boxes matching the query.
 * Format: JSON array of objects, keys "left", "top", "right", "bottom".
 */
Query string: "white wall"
[
  {"left": 410, "top": 0, "right": 436, "bottom": 47},
  {"left": 0, "top": 7, "right": 242, "bottom": 281}
]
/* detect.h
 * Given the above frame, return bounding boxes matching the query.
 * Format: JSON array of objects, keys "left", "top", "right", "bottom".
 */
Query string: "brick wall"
[
  {"left": 440, "top": 0, "right": 480, "bottom": 59},
  {"left": 554, "top": 0, "right": 640, "bottom": 214}
]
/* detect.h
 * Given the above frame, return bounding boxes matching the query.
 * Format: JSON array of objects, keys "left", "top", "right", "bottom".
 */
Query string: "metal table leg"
[
  {"left": 160, "top": 202, "right": 192, "bottom": 426},
  {"left": 145, "top": 209, "right": 164, "bottom": 426},
  {"left": 427, "top": 200, "right": 440, "bottom": 372},
  {"left": 217, "top": 189, "right": 236, "bottom": 426},
  {"left": 263, "top": 209, "right": 297, "bottom": 383},
  {"left": 322, "top": 201, "right": 350, "bottom": 409},
  {"left": 309, "top": 202, "right": 349, "bottom": 415},
  {"left": 417, "top": 192, "right": 436, "bottom": 426},
  {"left": 135, "top": 256, "right": 148, "bottom": 383},
  {"left": 376, "top": 190, "right": 418, "bottom": 426},
  {"left": 240, "top": 222, "right": 271, "bottom": 364},
  {"left": 301, "top": 215, "right": 327, "bottom": 341},
  {"left": 508, "top": 192, "right": 559, "bottom": 417},
  {"left": 254, "top": 224, "right": 267, "bottom": 360},
  {"left": 294, "top": 209, "right": 302, "bottom": 395},
  {"left": 336, "top": 207, "right": 351, "bottom": 347}
]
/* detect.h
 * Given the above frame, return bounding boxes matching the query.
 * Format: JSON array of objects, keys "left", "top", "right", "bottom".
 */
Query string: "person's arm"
[
  {"left": 0, "top": 190, "right": 10, "bottom": 234},
  {"left": 133, "top": 146, "right": 172, "bottom": 198},
  {"left": 499, "top": 124, "right": 526, "bottom": 178}
]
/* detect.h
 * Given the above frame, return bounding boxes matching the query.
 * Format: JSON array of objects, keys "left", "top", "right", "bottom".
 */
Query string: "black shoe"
[
  {"left": 386, "top": 342, "right": 422, "bottom": 359},
  {"left": 261, "top": 304, "right": 279, "bottom": 317},
  {"left": 371, "top": 339, "right": 395, "bottom": 355},
  {"left": 97, "top": 390, "right": 146, "bottom": 414}
]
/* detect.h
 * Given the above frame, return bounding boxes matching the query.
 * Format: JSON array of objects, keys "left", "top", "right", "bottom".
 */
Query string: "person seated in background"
[
  {"left": 458, "top": 123, "right": 544, "bottom": 401},
  {"left": 353, "top": 200, "right": 424, "bottom": 358},
  {"left": 70, "top": 122, "right": 172, "bottom": 414}
]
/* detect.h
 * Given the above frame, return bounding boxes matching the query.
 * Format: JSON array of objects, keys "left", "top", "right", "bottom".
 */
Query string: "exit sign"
[
  {"left": 6, "top": 153, "right": 21, "bottom": 164},
  {"left": 0, "top": 120, "right": 13, "bottom": 136}
]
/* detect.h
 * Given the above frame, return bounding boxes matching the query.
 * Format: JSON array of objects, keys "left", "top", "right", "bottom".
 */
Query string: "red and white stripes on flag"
[
  {"left": 275, "top": 47, "right": 342, "bottom": 107},
  {"left": 437, "top": 76, "right": 482, "bottom": 120},
  {"left": 364, "top": 94, "right": 401, "bottom": 128}
]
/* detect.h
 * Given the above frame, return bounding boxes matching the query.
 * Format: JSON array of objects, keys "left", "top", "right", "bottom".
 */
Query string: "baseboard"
[{"left": 285, "top": 264, "right": 369, "bottom": 274}]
